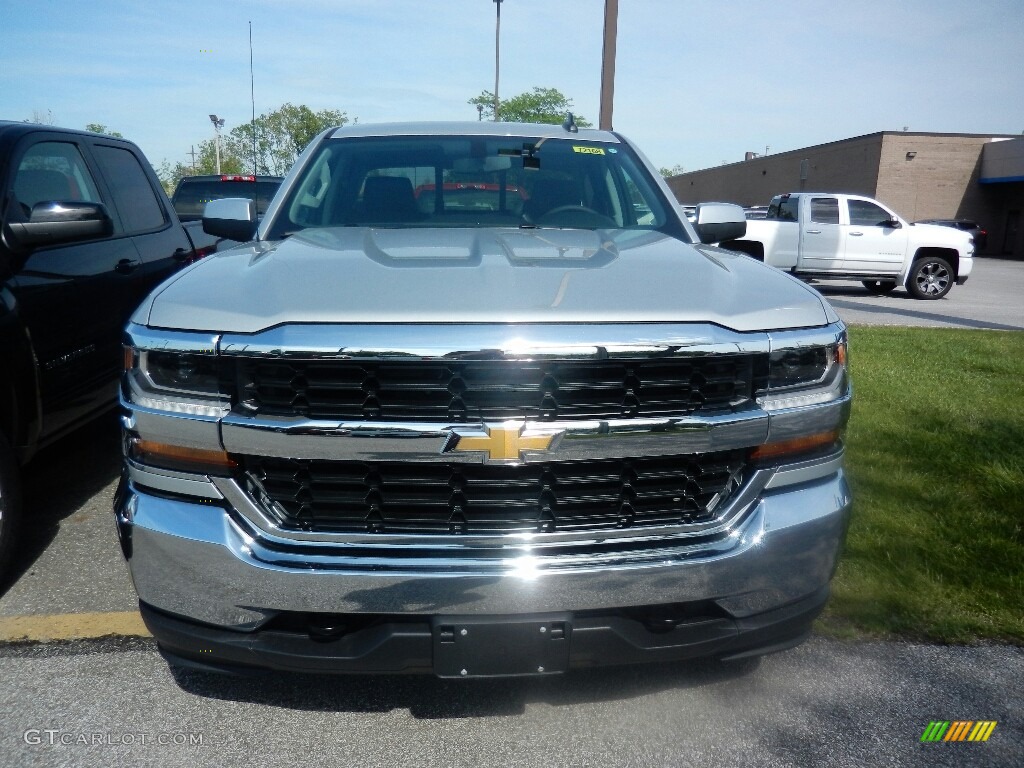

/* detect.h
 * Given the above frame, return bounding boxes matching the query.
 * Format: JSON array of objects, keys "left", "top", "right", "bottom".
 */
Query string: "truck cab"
[{"left": 0, "top": 121, "right": 201, "bottom": 578}]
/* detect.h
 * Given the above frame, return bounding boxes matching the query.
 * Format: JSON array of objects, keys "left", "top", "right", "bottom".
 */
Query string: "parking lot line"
[{"left": 0, "top": 611, "right": 151, "bottom": 642}]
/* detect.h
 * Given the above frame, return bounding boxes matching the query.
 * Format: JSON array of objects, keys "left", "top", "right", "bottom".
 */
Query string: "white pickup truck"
[{"left": 721, "top": 193, "right": 973, "bottom": 299}]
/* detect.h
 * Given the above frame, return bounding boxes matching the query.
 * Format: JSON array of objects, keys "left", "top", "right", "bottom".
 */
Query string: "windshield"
[
  {"left": 265, "top": 134, "right": 681, "bottom": 239},
  {"left": 172, "top": 178, "right": 281, "bottom": 221}
]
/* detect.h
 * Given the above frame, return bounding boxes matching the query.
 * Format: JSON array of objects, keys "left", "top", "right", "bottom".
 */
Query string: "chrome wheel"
[{"left": 908, "top": 257, "right": 953, "bottom": 300}]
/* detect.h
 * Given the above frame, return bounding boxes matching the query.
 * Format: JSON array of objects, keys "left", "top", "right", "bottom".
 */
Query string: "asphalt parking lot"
[
  {"left": 815, "top": 256, "right": 1024, "bottom": 331},
  {"left": 0, "top": 256, "right": 1021, "bottom": 767}
]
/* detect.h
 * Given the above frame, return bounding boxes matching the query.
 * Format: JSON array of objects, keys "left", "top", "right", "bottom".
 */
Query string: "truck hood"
[
  {"left": 910, "top": 222, "right": 974, "bottom": 249},
  {"left": 139, "top": 227, "right": 833, "bottom": 334}
]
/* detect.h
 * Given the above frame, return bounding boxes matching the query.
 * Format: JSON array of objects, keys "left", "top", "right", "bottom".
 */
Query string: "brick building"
[{"left": 665, "top": 132, "right": 1024, "bottom": 258}]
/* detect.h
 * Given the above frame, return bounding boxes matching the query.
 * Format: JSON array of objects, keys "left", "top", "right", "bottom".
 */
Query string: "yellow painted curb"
[{"left": 0, "top": 611, "right": 152, "bottom": 642}]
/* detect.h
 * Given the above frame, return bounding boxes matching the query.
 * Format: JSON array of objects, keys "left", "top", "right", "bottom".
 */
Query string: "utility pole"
[
  {"left": 493, "top": 0, "right": 503, "bottom": 121},
  {"left": 249, "top": 21, "right": 257, "bottom": 176},
  {"left": 599, "top": 0, "right": 618, "bottom": 130},
  {"left": 187, "top": 145, "right": 198, "bottom": 172}
]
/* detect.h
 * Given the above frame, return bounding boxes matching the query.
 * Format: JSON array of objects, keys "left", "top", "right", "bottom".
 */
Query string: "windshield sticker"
[{"left": 573, "top": 146, "right": 605, "bottom": 155}]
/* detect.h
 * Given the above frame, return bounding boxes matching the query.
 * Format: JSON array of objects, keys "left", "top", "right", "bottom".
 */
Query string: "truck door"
[
  {"left": 89, "top": 142, "right": 193, "bottom": 305},
  {"left": 797, "top": 197, "right": 844, "bottom": 270},
  {"left": 842, "top": 198, "right": 908, "bottom": 272},
  {"left": 4, "top": 135, "right": 142, "bottom": 439}
]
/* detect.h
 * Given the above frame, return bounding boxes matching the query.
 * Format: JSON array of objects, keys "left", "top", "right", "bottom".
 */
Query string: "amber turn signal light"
[
  {"left": 131, "top": 439, "right": 237, "bottom": 472},
  {"left": 750, "top": 430, "right": 840, "bottom": 461}
]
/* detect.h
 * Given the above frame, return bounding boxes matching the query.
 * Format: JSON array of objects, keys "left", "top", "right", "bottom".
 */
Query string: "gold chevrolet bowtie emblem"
[{"left": 451, "top": 423, "right": 559, "bottom": 462}]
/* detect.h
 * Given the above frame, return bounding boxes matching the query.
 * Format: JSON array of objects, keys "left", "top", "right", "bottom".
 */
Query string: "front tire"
[
  {"left": 908, "top": 256, "right": 953, "bottom": 300},
  {"left": 0, "top": 433, "right": 22, "bottom": 582},
  {"left": 862, "top": 280, "right": 897, "bottom": 295}
]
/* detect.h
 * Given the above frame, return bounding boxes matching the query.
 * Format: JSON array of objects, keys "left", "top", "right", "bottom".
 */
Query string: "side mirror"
[
  {"left": 7, "top": 201, "right": 113, "bottom": 247},
  {"left": 203, "top": 197, "right": 258, "bottom": 242},
  {"left": 693, "top": 202, "right": 747, "bottom": 243},
  {"left": 882, "top": 218, "right": 902, "bottom": 229}
]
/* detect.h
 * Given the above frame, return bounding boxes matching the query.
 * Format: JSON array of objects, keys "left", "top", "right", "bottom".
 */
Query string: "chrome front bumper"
[
  {"left": 116, "top": 320, "right": 853, "bottom": 671},
  {"left": 116, "top": 452, "right": 851, "bottom": 631}
]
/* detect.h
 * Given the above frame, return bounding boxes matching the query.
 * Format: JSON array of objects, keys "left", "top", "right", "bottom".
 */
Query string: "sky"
[{"left": 2, "top": 0, "right": 1023, "bottom": 174}]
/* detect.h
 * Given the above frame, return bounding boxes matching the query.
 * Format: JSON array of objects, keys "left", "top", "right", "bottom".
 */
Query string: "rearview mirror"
[
  {"left": 7, "top": 201, "right": 113, "bottom": 247},
  {"left": 453, "top": 156, "right": 513, "bottom": 173},
  {"left": 203, "top": 197, "right": 258, "bottom": 242},
  {"left": 693, "top": 202, "right": 747, "bottom": 243}
]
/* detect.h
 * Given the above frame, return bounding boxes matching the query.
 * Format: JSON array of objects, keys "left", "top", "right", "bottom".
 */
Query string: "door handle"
[
  {"left": 115, "top": 258, "right": 141, "bottom": 274},
  {"left": 806, "top": 229, "right": 822, "bottom": 234},
  {"left": 173, "top": 247, "right": 194, "bottom": 260},
  {"left": 849, "top": 232, "right": 864, "bottom": 237}
]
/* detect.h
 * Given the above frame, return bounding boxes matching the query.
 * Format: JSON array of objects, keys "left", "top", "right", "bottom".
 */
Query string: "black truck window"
[
  {"left": 93, "top": 145, "right": 167, "bottom": 233},
  {"left": 766, "top": 195, "right": 799, "bottom": 222},
  {"left": 13, "top": 141, "right": 102, "bottom": 213},
  {"left": 810, "top": 198, "right": 840, "bottom": 224},
  {"left": 848, "top": 199, "right": 891, "bottom": 227}
]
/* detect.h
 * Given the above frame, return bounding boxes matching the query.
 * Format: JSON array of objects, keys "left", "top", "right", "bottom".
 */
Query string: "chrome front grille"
[
  {"left": 243, "top": 451, "right": 747, "bottom": 535},
  {"left": 235, "top": 357, "right": 761, "bottom": 422}
]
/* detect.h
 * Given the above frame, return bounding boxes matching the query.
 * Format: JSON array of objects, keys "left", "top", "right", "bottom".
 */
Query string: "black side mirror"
[
  {"left": 882, "top": 218, "right": 902, "bottom": 229},
  {"left": 7, "top": 201, "right": 113, "bottom": 248}
]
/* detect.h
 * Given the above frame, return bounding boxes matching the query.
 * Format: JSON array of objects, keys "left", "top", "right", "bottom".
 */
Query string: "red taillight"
[{"left": 220, "top": 175, "right": 256, "bottom": 182}]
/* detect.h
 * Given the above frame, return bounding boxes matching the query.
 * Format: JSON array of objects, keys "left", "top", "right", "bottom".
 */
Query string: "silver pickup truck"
[{"left": 115, "top": 121, "right": 852, "bottom": 677}]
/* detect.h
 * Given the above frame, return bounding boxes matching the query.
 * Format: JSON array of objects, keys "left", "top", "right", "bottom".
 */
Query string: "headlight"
[
  {"left": 124, "top": 344, "right": 230, "bottom": 418},
  {"left": 768, "top": 342, "right": 844, "bottom": 391},
  {"left": 142, "top": 351, "right": 221, "bottom": 396},
  {"left": 757, "top": 335, "right": 848, "bottom": 410}
]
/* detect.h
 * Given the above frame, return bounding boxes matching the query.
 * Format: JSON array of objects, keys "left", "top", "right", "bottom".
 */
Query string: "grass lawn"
[{"left": 818, "top": 326, "right": 1024, "bottom": 644}]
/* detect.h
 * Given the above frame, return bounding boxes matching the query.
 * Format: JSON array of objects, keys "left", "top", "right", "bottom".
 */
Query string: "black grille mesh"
[
  {"left": 244, "top": 451, "right": 747, "bottom": 535},
  {"left": 236, "top": 357, "right": 759, "bottom": 422}
]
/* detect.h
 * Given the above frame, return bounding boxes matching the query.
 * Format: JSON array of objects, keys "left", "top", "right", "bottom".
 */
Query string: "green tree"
[
  {"left": 469, "top": 87, "right": 591, "bottom": 126},
  {"left": 85, "top": 123, "right": 124, "bottom": 138},
  {"left": 156, "top": 138, "right": 245, "bottom": 195},
  {"left": 226, "top": 103, "right": 350, "bottom": 176},
  {"left": 156, "top": 102, "right": 346, "bottom": 193},
  {"left": 659, "top": 164, "right": 686, "bottom": 178}
]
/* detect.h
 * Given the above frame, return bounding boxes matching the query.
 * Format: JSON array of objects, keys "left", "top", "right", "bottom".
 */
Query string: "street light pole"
[
  {"left": 599, "top": 0, "right": 618, "bottom": 130},
  {"left": 209, "top": 114, "right": 225, "bottom": 174},
  {"left": 493, "top": 0, "right": 503, "bottom": 121}
]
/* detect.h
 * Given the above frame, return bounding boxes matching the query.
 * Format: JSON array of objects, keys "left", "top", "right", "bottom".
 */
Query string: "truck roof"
[{"left": 326, "top": 121, "right": 621, "bottom": 142}]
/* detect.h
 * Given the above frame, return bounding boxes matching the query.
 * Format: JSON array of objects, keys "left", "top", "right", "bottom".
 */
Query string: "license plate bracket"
[{"left": 432, "top": 615, "right": 571, "bottom": 678}]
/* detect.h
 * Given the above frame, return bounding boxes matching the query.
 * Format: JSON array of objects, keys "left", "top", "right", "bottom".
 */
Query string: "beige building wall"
[
  {"left": 666, "top": 133, "right": 884, "bottom": 207},
  {"left": 667, "top": 132, "right": 1011, "bottom": 215},
  {"left": 665, "top": 133, "right": 1018, "bottom": 256},
  {"left": 873, "top": 134, "right": 994, "bottom": 222}
]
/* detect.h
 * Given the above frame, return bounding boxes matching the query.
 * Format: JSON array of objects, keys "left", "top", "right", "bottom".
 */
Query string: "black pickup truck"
[{"left": 0, "top": 121, "right": 205, "bottom": 578}]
